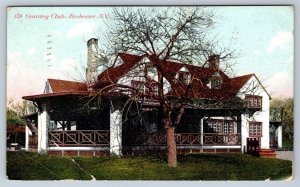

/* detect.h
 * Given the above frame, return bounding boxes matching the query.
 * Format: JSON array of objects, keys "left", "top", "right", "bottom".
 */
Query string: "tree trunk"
[
  {"left": 166, "top": 124, "right": 177, "bottom": 167},
  {"left": 156, "top": 60, "right": 177, "bottom": 167}
]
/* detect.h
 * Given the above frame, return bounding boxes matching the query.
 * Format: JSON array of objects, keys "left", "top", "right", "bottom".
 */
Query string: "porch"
[{"left": 43, "top": 130, "right": 241, "bottom": 155}]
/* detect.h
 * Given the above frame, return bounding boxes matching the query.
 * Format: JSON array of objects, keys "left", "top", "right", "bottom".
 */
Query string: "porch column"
[
  {"left": 110, "top": 103, "right": 122, "bottom": 156},
  {"left": 200, "top": 118, "right": 204, "bottom": 145},
  {"left": 277, "top": 126, "right": 282, "bottom": 149},
  {"left": 25, "top": 125, "right": 30, "bottom": 151},
  {"left": 38, "top": 102, "right": 50, "bottom": 153}
]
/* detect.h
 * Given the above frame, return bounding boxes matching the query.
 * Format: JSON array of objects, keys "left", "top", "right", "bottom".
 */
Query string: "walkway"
[{"left": 276, "top": 151, "right": 293, "bottom": 162}]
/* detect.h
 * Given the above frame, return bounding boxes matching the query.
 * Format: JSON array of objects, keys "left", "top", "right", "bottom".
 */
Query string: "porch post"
[
  {"left": 200, "top": 118, "right": 204, "bottom": 145},
  {"left": 110, "top": 102, "right": 122, "bottom": 156},
  {"left": 25, "top": 125, "right": 30, "bottom": 151},
  {"left": 38, "top": 102, "right": 50, "bottom": 153},
  {"left": 277, "top": 126, "right": 282, "bottom": 149}
]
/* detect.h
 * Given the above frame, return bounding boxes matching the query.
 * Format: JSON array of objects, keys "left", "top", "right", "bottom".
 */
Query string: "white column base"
[
  {"left": 110, "top": 109, "right": 122, "bottom": 156},
  {"left": 277, "top": 126, "right": 283, "bottom": 149},
  {"left": 38, "top": 103, "right": 49, "bottom": 153},
  {"left": 25, "top": 125, "right": 29, "bottom": 151}
]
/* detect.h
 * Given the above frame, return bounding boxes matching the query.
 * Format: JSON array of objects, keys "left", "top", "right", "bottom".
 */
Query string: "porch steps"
[{"left": 259, "top": 149, "right": 277, "bottom": 158}]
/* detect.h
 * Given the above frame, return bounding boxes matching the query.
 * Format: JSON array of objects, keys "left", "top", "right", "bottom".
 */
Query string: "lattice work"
[
  {"left": 203, "top": 133, "right": 240, "bottom": 145},
  {"left": 64, "top": 132, "right": 78, "bottom": 144},
  {"left": 133, "top": 133, "right": 240, "bottom": 146},
  {"left": 79, "top": 132, "right": 94, "bottom": 144},
  {"left": 48, "top": 130, "right": 110, "bottom": 147}
]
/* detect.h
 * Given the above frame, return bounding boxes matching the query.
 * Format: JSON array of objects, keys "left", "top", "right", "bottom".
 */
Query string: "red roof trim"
[{"left": 22, "top": 91, "right": 90, "bottom": 101}]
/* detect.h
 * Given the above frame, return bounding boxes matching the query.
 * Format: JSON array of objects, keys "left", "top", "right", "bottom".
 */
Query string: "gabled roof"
[
  {"left": 96, "top": 53, "right": 145, "bottom": 86},
  {"left": 22, "top": 53, "right": 268, "bottom": 101},
  {"left": 47, "top": 79, "right": 87, "bottom": 92},
  {"left": 94, "top": 53, "right": 257, "bottom": 99},
  {"left": 23, "top": 79, "right": 88, "bottom": 101}
]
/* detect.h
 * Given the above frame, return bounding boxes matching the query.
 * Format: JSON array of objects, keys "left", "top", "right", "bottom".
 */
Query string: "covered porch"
[{"left": 23, "top": 93, "right": 246, "bottom": 156}]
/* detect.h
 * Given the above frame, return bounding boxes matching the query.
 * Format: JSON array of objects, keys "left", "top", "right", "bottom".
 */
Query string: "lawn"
[{"left": 7, "top": 151, "right": 292, "bottom": 180}]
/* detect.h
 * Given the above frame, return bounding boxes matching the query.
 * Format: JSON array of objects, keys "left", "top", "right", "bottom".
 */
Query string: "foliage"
[
  {"left": 7, "top": 99, "right": 37, "bottom": 126},
  {"left": 7, "top": 151, "right": 292, "bottom": 180},
  {"left": 6, "top": 109, "right": 25, "bottom": 126},
  {"left": 282, "top": 139, "right": 293, "bottom": 151},
  {"left": 270, "top": 98, "right": 294, "bottom": 141}
]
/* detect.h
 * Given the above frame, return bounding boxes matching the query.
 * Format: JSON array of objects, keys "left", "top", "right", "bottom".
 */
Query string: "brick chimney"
[
  {"left": 86, "top": 38, "right": 99, "bottom": 87},
  {"left": 208, "top": 54, "right": 220, "bottom": 70}
]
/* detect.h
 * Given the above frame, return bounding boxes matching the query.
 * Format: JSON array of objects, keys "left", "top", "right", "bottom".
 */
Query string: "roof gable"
[
  {"left": 94, "top": 53, "right": 265, "bottom": 99},
  {"left": 96, "top": 53, "right": 145, "bottom": 86},
  {"left": 47, "top": 79, "right": 87, "bottom": 93}
]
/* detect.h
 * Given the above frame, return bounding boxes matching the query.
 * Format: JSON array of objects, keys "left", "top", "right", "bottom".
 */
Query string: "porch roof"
[
  {"left": 22, "top": 91, "right": 91, "bottom": 101},
  {"left": 22, "top": 90, "right": 128, "bottom": 101}
]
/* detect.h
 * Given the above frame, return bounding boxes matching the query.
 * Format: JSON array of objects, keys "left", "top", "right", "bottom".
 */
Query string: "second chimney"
[
  {"left": 86, "top": 38, "right": 99, "bottom": 87},
  {"left": 208, "top": 54, "right": 220, "bottom": 70}
]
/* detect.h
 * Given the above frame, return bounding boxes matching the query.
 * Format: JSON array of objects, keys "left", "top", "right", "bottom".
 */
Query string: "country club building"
[{"left": 22, "top": 38, "right": 279, "bottom": 157}]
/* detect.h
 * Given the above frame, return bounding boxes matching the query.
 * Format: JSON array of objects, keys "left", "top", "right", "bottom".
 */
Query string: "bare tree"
[{"left": 92, "top": 7, "right": 242, "bottom": 167}]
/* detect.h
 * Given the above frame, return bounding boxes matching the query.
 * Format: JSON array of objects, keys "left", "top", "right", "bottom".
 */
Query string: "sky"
[{"left": 7, "top": 6, "right": 294, "bottom": 103}]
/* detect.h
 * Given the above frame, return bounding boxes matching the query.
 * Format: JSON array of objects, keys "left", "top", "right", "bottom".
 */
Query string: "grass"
[
  {"left": 6, "top": 151, "right": 91, "bottom": 180},
  {"left": 7, "top": 151, "right": 292, "bottom": 180}
]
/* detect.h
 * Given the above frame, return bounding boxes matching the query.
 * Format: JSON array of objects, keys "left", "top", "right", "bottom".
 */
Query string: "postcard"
[{"left": 6, "top": 6, "right": 293, "bottom": 180}]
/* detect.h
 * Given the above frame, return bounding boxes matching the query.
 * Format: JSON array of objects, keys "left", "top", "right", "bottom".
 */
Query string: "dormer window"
[
  {"left": 178, "top": 71, "right": 191, "bottom": 85},
  {"left": 210, "top": 72, "right": 223, "bottom": 89},
  {"left": 211, "top": 78, "right": 222, "bottom": 89},
  {"left": 245, "top": 95, "right": 262, "bottom": 109},
  {"left": 146, "top": 63, "right": 156, "bottom": 75}
]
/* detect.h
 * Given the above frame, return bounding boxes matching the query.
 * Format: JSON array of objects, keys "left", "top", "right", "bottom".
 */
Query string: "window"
[
  {"left": 150, "top": 84, "right": 158, "bottom": 96},
  {"left": 224, "top": 121, "right": 234, "bottom": 133},
  {"left": 178, "top": 72, "right": 191, "bottom": 85},
  {"left": 249, "top": 121, "right": 262, "bottom": 137},
  {"left": 210, "top": 72, "right": 223, "bottom": 89},
  {"left": 131, "top": 81, "right": 145, "bottom": 95},
  {"left": 146, "top": 63, "right": 156, "bottom": 75},
  {"left": 145, "top": 83, "right": 159, "bottom": 99},
  {"left": 207, "top": 119, "right": 236, "bottom": 134},
  {"left": 245, "top": 95, "right": 262, "bottom": 109},
  {"left": 211, "top": 78, "right": 222, "bottom": 89}
]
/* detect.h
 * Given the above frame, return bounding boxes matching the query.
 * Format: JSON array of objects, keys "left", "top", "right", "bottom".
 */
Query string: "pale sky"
[{"left": 7, "top": 6, "right": 294, "bottom": 103}]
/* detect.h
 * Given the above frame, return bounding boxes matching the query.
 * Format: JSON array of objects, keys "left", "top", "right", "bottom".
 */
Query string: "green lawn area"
[{"left": 7, "top": 151, "right": 292, "bottom": 180}]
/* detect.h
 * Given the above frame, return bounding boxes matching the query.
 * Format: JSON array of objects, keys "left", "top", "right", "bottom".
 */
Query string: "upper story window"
[
  {"left": 245, "top": 95, "right": 262, "bottom": 109},
  {"left": 146, "top": 63, "right": 156, "bottom": 75},
  {"left": 211, "top": 78, "right": 222, "bottom": 89},
  {"left": 131, "top": 80, "right": 158, "bottom": 100},
  {"left": 131, "top": 80, "right": 145, "bottom": 95},
  {"left": 178, "top": 71, "right": 191, "bottom": 85},
  {"left": 145, "top": 83, "right": 159, "bottom": 98},
  {"left": 210, "top": 72, "right": 223, "bottom": 89},
  {"left": 249, "top": 121, "right": 262, "bottom": 137}
]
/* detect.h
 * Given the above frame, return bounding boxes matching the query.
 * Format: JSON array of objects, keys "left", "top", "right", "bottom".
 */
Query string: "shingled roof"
[
  {"left": 47, "top": 79, "right": 87, "bottom": 92},
  {"left": 96, "top": 53, "right": 145, "bottom": 86},
  {"left": 23, "top": 79, "right": 89, "bottom": 101},
  {"left": 95, "top": 53, "right": 256, "bottom": 99},
  {"left": 23, "top": 53, "right": 267, "bottom": 101}
]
